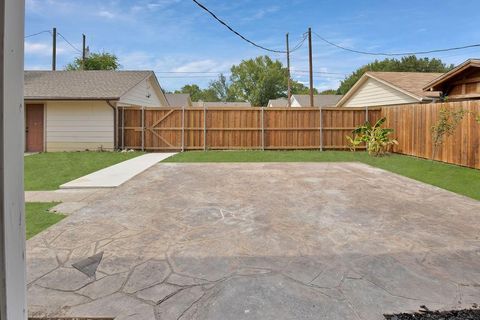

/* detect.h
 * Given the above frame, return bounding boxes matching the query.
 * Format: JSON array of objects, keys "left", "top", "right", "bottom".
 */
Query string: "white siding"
[
  {"left": 343, "top": 78, "right": 418, "bottom": 107},
  {"left": 46, "top": 101, "right": 114, "bottom": 151},
  {"left": 119, "top": 77, "right": 166, "bottom": 107}
]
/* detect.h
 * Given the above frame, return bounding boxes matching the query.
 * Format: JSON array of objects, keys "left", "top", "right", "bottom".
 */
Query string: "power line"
[
  {"left": 24, "top": 30, "right": 51, "bottom": 38},
  {"left": 293, "top": 70, "right": 347, "bottom": 75},
  {"left": 57, "top": 32, "right": 82, "bottom": 53},
  {"left": 290, "top": 33, "right": 308, "bottom": 52},
  {"left": 191, "top": 0, "right": 286, "bottom": 54},
  {"left": 313, "top": 31, "right": 480, "bottom": 56}
]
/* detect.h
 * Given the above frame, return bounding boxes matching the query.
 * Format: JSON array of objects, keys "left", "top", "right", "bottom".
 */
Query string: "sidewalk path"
[
  {"left": 60, "top": 153, "right": 176, "bottom": 189},
  {"left": 25, "top": 189, "right": 109, "bottom": 214}
]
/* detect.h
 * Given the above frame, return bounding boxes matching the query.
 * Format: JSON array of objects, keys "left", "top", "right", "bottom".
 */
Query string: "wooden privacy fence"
[
  {"left": 382, "top": 100, "right": 480, "bottom": 169},
  {"left": 118, "top": 107, "right": 382, "bottom": 151}
]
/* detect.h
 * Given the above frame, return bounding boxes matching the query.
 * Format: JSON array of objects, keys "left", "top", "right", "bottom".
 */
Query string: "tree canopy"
[
  {"left": 337, "top": 55, "right": 454, "bottom": 94},
  {"left": 65, "top": 52, "right": 120, "bottom": 71},
  {"left": 174, "top": 56, "right": 322, "bottom": 106}
]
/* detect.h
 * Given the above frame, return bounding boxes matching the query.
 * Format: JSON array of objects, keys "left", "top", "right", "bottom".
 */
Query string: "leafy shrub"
[
  {"left": 346, "top": 117, "right": 398, "bottom": 156},
  {"left": 431, "top": 107, "right": 467, "bottom": 160}
]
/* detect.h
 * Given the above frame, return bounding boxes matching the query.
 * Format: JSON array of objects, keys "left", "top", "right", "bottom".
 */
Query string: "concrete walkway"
[
  {"left": 25, "top": 189, "right": 109, "bottom": 214},
  {"left": 60, "top": 153, "right": 176, "bottom": 189}
]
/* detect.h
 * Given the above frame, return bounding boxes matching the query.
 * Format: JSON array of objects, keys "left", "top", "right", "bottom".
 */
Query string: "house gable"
[
  {"left": 340, "top": 77, "right": 419, "bottom": 108},
  {"left": 118, "top": 75, "right": 168, "bottom": 107}
]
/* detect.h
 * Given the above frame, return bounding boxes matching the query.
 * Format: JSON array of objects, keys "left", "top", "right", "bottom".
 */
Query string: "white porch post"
[{"left": 0, "top": 0, "right": 27, "bottom": 319}]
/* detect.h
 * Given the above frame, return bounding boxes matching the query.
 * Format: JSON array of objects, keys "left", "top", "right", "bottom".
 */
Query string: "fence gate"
[{"left": 120, "top": 107, "right": 184, "bottom": 151}]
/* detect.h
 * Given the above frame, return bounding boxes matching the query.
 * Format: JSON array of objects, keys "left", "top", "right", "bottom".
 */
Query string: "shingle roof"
[
  {"left": 367, "top": 72, "right": 443, "bottom": 99},
  {"left": 267, "top": 98, "right": 288, "bottom": 107},
  {"left": 24, "top": 70, "right": 154, "bottom": 100},
  {"left": 192, "top": 101, "right": 252, "bottom": 107},
  {"left": 292, "top": 94, "right": 343, "bottom": 107},
  {"left": 165, "top": 93, "right": 192, "bottom": 107}
]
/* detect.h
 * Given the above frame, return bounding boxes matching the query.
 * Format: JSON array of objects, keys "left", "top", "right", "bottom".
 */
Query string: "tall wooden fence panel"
[
  {"left": 381, "top": 101, "right": 480, "bottom": 169},
  {"left": 119, "top": 107, "right": 382, "bottom": 151}
]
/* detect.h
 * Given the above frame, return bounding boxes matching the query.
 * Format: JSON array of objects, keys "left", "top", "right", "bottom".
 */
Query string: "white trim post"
[{"left": 0, "top": 0, "right": 27, "bottom": 318}]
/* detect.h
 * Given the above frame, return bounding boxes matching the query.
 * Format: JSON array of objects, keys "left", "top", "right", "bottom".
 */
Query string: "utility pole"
[
  {"left": 52, "top": 27, "right": 57, "bottom": 71},
  {"left": 286, "top": 33, "right": 291, "bottom": 107},
  {"left": 82, "top": 34, "right": 86, "bottom": 70},
  {"left": 308, "top": 27, "right": 314, "bottom": 107}
]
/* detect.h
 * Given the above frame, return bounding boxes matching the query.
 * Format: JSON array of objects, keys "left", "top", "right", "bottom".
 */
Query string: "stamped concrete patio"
[{"left": 27, "top": 163, "right": 480, "bottom": 320}]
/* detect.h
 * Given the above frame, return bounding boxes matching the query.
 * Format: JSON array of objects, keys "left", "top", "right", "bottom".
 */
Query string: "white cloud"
[
  {"left": 173, "top": 59, "right": 230, "bottom": 73},
  {"left": 25, "top": 42, "right": 50, "bottom": 55},
  {"left": 25, "top": 41, "right": 77, "bottom": 57},
  {"left": 244, "top": 6, "right": 280, "bottom": 22},
  {"left": 97, "top": 10, "right": 117, "bottom": 19}
]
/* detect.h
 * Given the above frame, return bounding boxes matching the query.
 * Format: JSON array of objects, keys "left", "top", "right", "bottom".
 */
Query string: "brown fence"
[
  {"left": 118, "top": 107, "right": 382, "bottom": 151},
  {"left": 382, "top": 101, "right": 480, "bottom": 169}
]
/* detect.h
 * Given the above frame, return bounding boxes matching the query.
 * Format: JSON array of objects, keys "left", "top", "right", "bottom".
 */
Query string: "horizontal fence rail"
[
  {"left": 381, "top": 100, "right": 480, "bottom": 170},
  {"left": 118, "top": 107, "right": 382, "bottom": 152}
]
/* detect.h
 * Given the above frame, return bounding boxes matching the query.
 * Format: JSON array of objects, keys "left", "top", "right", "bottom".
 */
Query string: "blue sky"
[{"left": 25, "top": 0, "right": 480, "bottom": 92}]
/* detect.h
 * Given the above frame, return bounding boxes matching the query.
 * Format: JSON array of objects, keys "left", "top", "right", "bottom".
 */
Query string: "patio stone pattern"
[{"left": 26, "top": 163, "right": 480, "bottom": 319}]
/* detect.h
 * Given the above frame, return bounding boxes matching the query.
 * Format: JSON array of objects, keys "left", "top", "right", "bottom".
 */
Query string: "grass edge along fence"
[{"left": 118, "top": 107, "right": 382, "bottom": 152}]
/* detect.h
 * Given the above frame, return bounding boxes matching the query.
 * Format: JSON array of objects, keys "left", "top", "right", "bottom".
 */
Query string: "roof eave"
[
  {"left": 423, "top": 59, "right": 480, "bottom": 91},
  {"left": 24, "top": 97, "right": 120, "bottom": 101}
]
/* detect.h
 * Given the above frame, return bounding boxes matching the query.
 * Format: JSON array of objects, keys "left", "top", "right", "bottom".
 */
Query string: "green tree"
[
  {"left": 175, "top": 84, "right": 203, "bottom": 101},
  {"left": 175, "top": 84, "right": 220, "bottom": 102},
  {"left": 65, "top": 52, "right": 120, "bottom": 70},
  {"left": 229, "top": 56, "right": 287, "bottom": 106},
  {"left": 337, "top": 55, "right": 454, "bottom": 94},
  {"left": 320, "top": 89, "right": 337, "bottom": 95},
  {"left": 290, "top": 81, "right": 319, "bottom": 95},
  {"left": 208, "top": 73, "right": 236, "bottom": 102}
]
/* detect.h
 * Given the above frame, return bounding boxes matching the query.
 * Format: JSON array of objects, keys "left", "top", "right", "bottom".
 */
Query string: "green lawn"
[
  {"left": 25, "top": 151, "right": 144, "bottom": 190},
  {"left": 165, "top": 151, "right": 480, "bottom": 201},
  {"left": 26, "top": 202, "right": 66, "bottom": 239}
]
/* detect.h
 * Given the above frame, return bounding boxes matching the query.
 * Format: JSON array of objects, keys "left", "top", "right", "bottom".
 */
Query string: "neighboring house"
[
  {"left": 165, "top": 93, "right": 192, "bottom": 107},
  {"left": 290, "top": 94, "right": 343, "bottom": 108},
  {"left": 267, "top": 98, "right": 288, "bottom": 107},
  {"left": 24, "top": 70, "right": 168, "bottom": 152},
  {"left": 423, "top": 59, "right": 480, "bottom": 100},
  {"left": 336, "top": 72, "right": 442, "bottom": 108},
  {"left": 192, "top": 101, "right": 252, "bottom": 107}
]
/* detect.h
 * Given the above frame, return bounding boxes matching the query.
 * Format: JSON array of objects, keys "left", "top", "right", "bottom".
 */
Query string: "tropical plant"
[
  {"left": 431, "top": 107, "right": 467, "bottom": 160},
  {"left": 346, "top": 117, "right": 398, "bottom": 156}
]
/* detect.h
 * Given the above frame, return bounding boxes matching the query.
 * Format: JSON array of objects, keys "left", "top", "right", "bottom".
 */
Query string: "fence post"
[
  {"left": 365, "top": 106, "right": 369, "bottom": 123},
  {"left": 181, "top": 106, "right": 185, "bottom": 152},
  {"left": 141, "top": 107, "right": 145, "bottom": 151},
  {"left": 261, "top": 107, "right": 265, "bottom": 150},
  {"left": 203, "top": 103, "right": 207, "bottom": 151},
  {"left": 121, "top": 107, "right": 125, "bottom": 150},
  {"left": 319, "top": 106, "right": 323, "bottom": 151}
]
